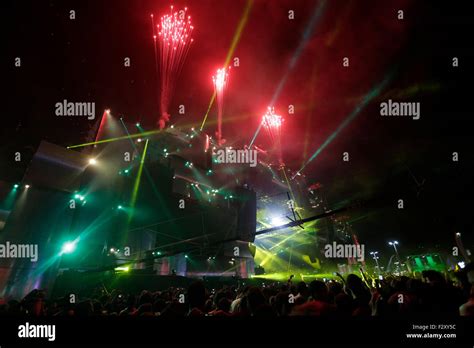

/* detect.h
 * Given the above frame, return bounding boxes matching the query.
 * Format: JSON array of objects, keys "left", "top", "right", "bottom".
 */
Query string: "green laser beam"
[
  {"left": 128, "top": 139, "right": 149, "bottom": 225},
  {"left": 122, "top": 121, "right": 174, "bottom": 220},
  {"left": 298, "top": 71, "right": 395, "bottom": 175},
  {"left": 249, "top": 121, "right": 263, "bottom": 147},
  {"left": 67, "top": 129, "right": 162, "bottom": 149},
  {"left": 200, "top": 0, "right": 253, "bottom": 131},
  {"left": 200, "top": 92, "right": 216, "bottom": 131}
]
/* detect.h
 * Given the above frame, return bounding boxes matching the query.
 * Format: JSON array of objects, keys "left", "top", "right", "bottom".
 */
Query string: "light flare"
[{"left": 212, "top": 67, "right": 230, "bottom": 145}]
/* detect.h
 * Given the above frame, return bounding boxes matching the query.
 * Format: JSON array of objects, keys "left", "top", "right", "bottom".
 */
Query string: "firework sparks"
[
  {"left": 212, "top": 67, "right": 230, "bottom": 145},
  {"left": 154, "top": 6, "right": 194, "bottom": 129},
  {"left": 262, "top": 107, "right": 282, "bottom": 129},
  {"left": 262, "top": 107, "right": 283, "bottom": 165},
  {"left": 213, "top": 67, "right": 229, "bottom": 92}
]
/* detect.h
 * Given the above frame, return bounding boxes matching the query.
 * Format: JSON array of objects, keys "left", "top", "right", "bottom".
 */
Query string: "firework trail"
[
  {"left": 212, "top": 67, "right": 230, "bottom": 145},
  {"left": 153, "top": 6, "right": 194, "bottom": 129},
  {"left": 262, "top": 107, "right": 283, "bottom": 165}
]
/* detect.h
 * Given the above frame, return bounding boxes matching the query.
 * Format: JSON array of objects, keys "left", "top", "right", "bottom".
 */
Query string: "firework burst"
[
  {"left": 152, "top": 6, "right": 194, "bottom": 129},
  {"left": 212, "top": 67, "right": 230, "bottom": 145},
  {"left": 262, "top": 107, "right": 284, "bottom": 165}
]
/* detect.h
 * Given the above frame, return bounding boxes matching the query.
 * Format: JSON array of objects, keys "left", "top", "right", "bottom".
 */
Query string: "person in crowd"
[
  {"left": 2, "top": 267, "right": 472, "bottom": 318},
  {"left": 291, "top": 280, "right": 336, "bottom": 316},
  {"left": 186, "top": 281, "right": 207, "bottom": 317},
  {"left": 459, "top": 263, "right": 474, "bottom": 316}
]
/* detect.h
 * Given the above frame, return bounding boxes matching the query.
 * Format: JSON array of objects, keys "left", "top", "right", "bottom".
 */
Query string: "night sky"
[{"left": 2, "top": 0, "right": 473, "bottom": 257}]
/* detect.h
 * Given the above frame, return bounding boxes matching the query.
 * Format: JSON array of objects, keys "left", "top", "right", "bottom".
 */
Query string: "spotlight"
[
  {"left": 184, "top": 255, "right": 189, "bottom": 259},
  {"left": 117, "top": 205, "right": 123, "bottom": 209},
  {"left": 88, "top": 158, "right": 97, "bottom": 165},
  {"left": 115, "top": 266, "right": 129, "bottom": 272},
  {"left": 124, "top": 169, "right": 129, "bottom": 174},
  {"left": 105, "top": 109, "right": 110, "bottom": 114},
  {"left": 136, "top": 123, "right": 141, "bottom": 127},
  {"left": 61, "top": 241, "right": 76, "bottom": 254},
  {"left": 137, "top": 138, "right": 142, "bottom": 143},
  {"left": 270, "top": 216, "right": 286, "bottom": 227},
  {"left": 13, "top": 184, "right": 19, "bottom": 189},
  {"left": 25, "top": 184, "right": 30, "bottom": 189}
]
